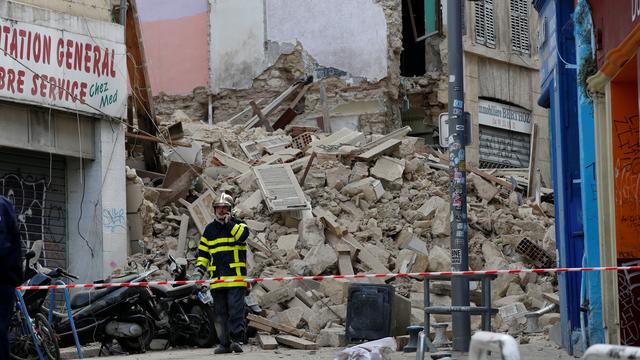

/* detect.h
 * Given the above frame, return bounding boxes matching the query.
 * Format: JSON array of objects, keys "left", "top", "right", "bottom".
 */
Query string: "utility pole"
[{"left": 447, "top": 0, "right": 470, "bottom": 351}]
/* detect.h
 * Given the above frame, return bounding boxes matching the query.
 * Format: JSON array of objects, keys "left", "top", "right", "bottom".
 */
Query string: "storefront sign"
[
  {"left": 478, "top": 99, "right": 532, "bottom": 134},
  {"left": 0, "top": 18, "right": 127, "bottom": 118}
]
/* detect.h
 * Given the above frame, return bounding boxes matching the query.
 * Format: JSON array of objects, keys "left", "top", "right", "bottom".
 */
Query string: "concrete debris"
[{"left": 123, "top": 115, "right": 556, "bottom": 338}]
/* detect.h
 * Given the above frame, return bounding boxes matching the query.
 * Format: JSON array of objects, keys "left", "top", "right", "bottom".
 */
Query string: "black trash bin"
[{"left": 346, "top": 283, "right": 394, "bottom": 342}]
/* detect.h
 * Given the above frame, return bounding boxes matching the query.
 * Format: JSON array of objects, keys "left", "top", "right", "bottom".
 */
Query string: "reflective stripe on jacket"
[{"left": 196, "top": 218, "right": 249, "bottom": 290}]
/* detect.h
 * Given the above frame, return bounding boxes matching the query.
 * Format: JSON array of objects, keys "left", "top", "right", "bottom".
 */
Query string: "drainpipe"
[
  {"left": 119, "top": 0, "right": 127, "bottom": 26},
  {"left": 583, "top": 344, "right": 640, "bottom": 359},
  {"left": 468, "top": 331, "right": 520, "bottom": 360}
]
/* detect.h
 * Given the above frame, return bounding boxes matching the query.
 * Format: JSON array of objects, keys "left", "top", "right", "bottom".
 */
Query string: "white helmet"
[{"left": 213, "top": 193, "right": 234, "bottom": 208}]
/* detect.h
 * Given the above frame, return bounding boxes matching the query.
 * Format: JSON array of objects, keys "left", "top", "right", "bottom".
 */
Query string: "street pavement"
[{"left": 61, "top": 338, "right": 576, "bottom": 359}]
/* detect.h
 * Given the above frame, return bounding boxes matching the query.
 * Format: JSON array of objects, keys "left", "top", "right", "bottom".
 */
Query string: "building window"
[
  {"left": 510, "top": 0, "right": 530, "bottom": 54},
  {"left": 474, "top": 0, "right": 496, "bottom": 48}
]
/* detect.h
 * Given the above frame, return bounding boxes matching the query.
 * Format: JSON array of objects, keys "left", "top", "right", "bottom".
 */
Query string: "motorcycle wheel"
[
  {"left": 187, "top": 302, "right": 217, "bottom": 348},
  {"left": 117, "top": 317, "right": 154, "bottom": 354},
  {"left": 34, "top": 313, "right": 60, "bottom": 360}
]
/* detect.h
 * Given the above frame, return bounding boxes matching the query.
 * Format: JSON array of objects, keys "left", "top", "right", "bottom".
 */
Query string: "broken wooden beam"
[
  {"left": 275, "top": 335, "right": 318, "bottom": 350},
  {"left": 125, "top": 132, "right": 192, "bottom": 148},
  {"left": 337, "top": 244, "right": 355, "bottom": 276},
  {"left": 246, "top": 314, "right": 307, "bottom": 338},
  {"left": 356, "top": 138, "right": 402, "bottom": 160},
  {"left": 248, "top": 321, "right": 275, "bottom": 334},
  {"left": 213, "top": 149, "right": 252, "bottom": 174},
  {"left": 250, "top": 100, "right": 275, "bottom": 132},
  {"left": 360, "top": 126, "right": 411, "bottom": 151}
]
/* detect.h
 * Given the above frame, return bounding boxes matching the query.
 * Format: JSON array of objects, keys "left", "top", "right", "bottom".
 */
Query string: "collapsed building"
[{"left": 123, "top": 112, "right": 558, "bottom": 348}]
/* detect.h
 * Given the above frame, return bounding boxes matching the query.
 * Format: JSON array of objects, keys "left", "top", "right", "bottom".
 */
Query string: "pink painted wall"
[{"left": 138, "top": 0, "right": 208, "bottom": 95}]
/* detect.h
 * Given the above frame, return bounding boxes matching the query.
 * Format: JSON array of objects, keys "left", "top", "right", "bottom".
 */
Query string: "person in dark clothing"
[
  {"left": 196, "top": 193, "right": 249, "bottom": 354},
  {"left": 0, "top": 195, "right": 23, "bottom": 359}
]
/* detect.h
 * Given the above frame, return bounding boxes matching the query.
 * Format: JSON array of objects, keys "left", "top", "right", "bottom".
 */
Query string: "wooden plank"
[
  {"left": 527, "top": 123, "right": 538, "bottom": 198},
  {"left": 246, "top": 314, "right": 305, "bottom": 338},
  {"left": 298, "top": 152, "right": 317, "bottom": 185},
  {"left": 273, "top": 85, "right": 310, "bottom": 130},
  {"left": 125, "top": 132, "right": 192, "bottom": 147},
  {"left": 337, "top": 247, "right": 355, "bottom": 276},
  {"left": 245, "top": 82, "right": 302, "bottom": 129},
  {"left": 426, "top": 148, "right": 515, "bottom": 191},
  {"left": 275, "top": 335, "right": 318, "bottom": 350},
  {"left": 172, "top": 214, "right": 189, "bottom": 257},
  {"left": 258, "top": 333, "right": 279, "bottom": 349},
  {"left": 356, "top": 138, "right": 402, "bottom": 160},
  {"left": 227, "top": 99, "right": 265, "bottom": 124},
  {"left": 248, "top": 321, "right": 275, "bottom": 334},
  {"left": 360, "top": 126, "right": 412, "bottom": 151},
  {"left": 250, "top": 100, "right": 275, "bottom": 132},
  {"left": 320, "top": 81, "right": 331, "bottom": 133},
  {"left": 213, "top": 149, "right": 252, "bottom": 174}
]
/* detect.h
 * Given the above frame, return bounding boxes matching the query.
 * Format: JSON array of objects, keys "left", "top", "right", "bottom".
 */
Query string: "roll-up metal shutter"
[
  {"left": 479, "top": 125, "right": 530, "bottom": 169},
  {"left": 0, "top": 147, "right": 67, "bottom": 268}
]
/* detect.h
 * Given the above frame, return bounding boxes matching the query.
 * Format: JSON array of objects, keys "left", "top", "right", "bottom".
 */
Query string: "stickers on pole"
[{"left": 438, "top": 112, "right": 473, "bottom": 148}]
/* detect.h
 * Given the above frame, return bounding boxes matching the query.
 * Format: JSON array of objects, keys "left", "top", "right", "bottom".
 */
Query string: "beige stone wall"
[
  {"left": 13, "top": 0, "right": 113, "bottom": 22},
  {"left": 155, "top": 0, "right": 403, "bottom": 135}
]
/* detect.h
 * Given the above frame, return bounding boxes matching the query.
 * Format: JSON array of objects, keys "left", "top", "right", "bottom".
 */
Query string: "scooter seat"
[
  {"left": 150, "top": 283, "right": 196, "bottom": 299},
  {"left": 70, "top": 274, "right": 140, "bottom": 309}
]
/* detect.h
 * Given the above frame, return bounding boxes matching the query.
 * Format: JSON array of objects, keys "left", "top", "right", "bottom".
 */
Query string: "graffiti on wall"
[
  {"left": 618, "top": 259, "right": 640, "bottom": 346},
  {"left": 0, "top": 173, "right": 65, "bottom": 264},
  {"left": 613, "top": 114, "right": 640, "bottom": 258},
  {"left": 102, "top": 207, "right": 126, "bottom": 233}
]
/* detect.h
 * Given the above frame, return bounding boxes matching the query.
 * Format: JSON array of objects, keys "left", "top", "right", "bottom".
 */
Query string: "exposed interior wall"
[
  {"left": 205, "top": 0, "right": 403, "bottom": 134},
  {"left": 138, "top": 0, "right": 209, "bottom": 95}
]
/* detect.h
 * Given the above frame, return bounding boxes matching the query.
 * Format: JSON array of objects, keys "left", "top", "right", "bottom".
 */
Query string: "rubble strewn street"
[{"left": 122, "top": 112, "right": 559, "bottom": 350}]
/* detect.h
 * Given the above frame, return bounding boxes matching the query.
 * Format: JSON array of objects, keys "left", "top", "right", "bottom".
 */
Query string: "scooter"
[
  {"left": 24, "top": 248, "right": 159, "bottom": 355},
  {"left": 148, "top": 255, "right": 217, "bottom": 348}
]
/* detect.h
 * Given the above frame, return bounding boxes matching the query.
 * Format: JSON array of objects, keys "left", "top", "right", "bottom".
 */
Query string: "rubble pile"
[{"left": 124, "top": 109, "right": 558, "bottom": 348}]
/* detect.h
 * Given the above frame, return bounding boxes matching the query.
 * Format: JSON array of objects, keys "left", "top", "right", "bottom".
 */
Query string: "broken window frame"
[
  {"left": 406, "top": 0, "right": 442, "bottom": 42},
  {"left": 474, "top": 0, "right": 497, "bottom": 49}
]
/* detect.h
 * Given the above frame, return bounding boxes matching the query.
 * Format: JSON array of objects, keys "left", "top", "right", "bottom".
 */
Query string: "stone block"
[
  {"left": 277, "top": 234, "right": 299, "bottom": 251},
  {"left": 410, "top": 308, "right": 425, "bottom": 326},
  {"left": 539, "top": 313, "right": 561, "bottom": 328},
  {"left": 317, "top": 326, "right": 347, "bottom": 347},
  {"left": 306, "top": 169, "right": 327, "bottom": 188},
  {"left": 246, "top": 220, "right": 268, "bottom": 232},
  {"left": 371, "top": 156, "right": 405, "bottom": 184},
  {"left": 396, "top": 228, "right": 414, "bottom": 248},
  {"left": 326, "top": 165, "right": 350, "bottom": 190},
  {"left": 341, "top": 177, "right": 385, "bottom": 203},
  {"left": 308, "top": 304, "right": 346, "bottom": 333},
  {"left": 275, "top": 307, "right": 304, "bottom": 328},
  {"left": 303, "top": 244, "right": 337, "bottom": 275},
  {"left": 259, "top": 287, "right": 295, "bottom": 308},
  {"left": 468, "top": 173, "right": 500, "bottom": 202},
  {"left": 298, "top": 218, "right": 325, "bottom": 248},
  {"left": 427, "top": 246, "right": 451, "bottom": 272},
  {"left": 494, "top": 295, "right": 526, "bottom": 308},
  {"left": 289, "top": 259, "right": 312, "bottom": 276},
  {"left": 506, "top": 283, "right": 525, "bottom": 296},
  {"left": 349, "top": 162, "right": 369, "bottom": 183},
  {"left": 320, "top": 278, "right": 350, "bottom": 305},
  {"left": 416, "top": 195, "right": 447, "bottom": 220}
]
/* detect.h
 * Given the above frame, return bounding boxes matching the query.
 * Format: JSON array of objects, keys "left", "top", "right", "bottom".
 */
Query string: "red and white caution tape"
[{"left": 17, "top": 265, "right": 640, "bottom": 291}]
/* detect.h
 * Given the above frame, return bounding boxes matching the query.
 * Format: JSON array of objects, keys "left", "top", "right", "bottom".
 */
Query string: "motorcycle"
[
  {"left": 19, "top": 245, "right": 160, "bottom": 355},
  {"left": 147, "top": 255, "right": 217, "bottom": 348},
  {"left": 9, "top": 248, "right": 60, "bottom": 360}
]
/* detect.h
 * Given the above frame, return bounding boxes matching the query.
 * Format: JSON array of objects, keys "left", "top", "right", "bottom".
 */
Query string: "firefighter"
[{"left": 196, "top": 193, "right": 249, "bottom": 354}]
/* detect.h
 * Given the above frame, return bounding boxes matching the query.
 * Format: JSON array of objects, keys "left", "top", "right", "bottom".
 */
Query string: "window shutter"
[
  {"left": 510, "top": 0, "right": 530, "bottom": 54},
  {"left": 253, "top": 164, "right": 310, "bottom": 212},
  {"left": 474, "top": 0, "right": 495, "bottom": 48}
]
